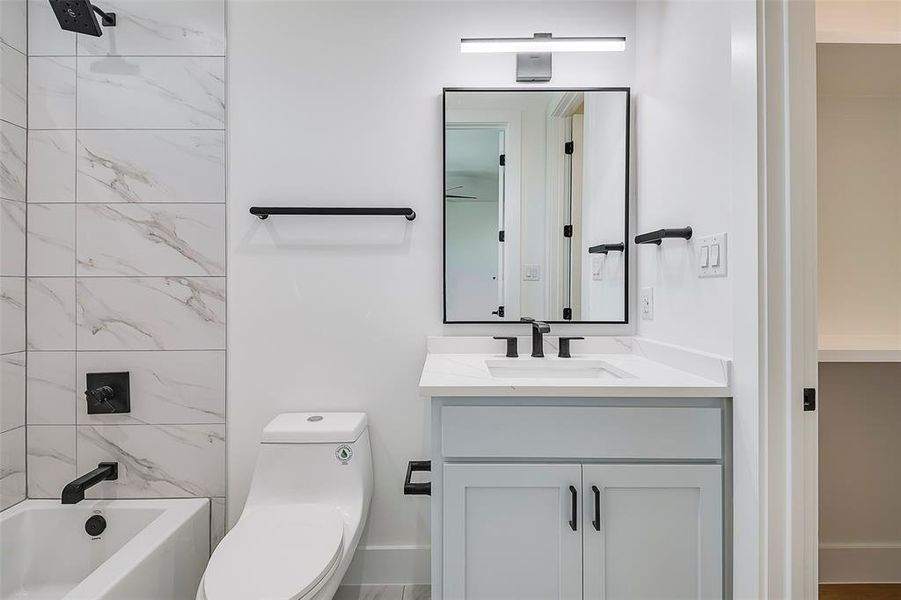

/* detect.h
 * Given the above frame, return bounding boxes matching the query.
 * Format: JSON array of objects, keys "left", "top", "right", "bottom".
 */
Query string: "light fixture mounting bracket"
[{"left": 516, "top": 33, "right": 553, "bottom": 82}]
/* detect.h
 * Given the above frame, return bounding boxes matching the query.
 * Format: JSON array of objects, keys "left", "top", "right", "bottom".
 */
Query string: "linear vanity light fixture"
[
  {"left": 635, "top": 227, "right": 693, "bottom": 245},
  {"left": 588, "top": 243, "right": 625, "bottom": 254},
  {"left": 460, "top": 33, "right": 626, "bottom": 82}
]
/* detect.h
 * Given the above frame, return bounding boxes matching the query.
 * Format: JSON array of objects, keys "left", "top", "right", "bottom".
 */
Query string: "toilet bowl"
[{"left": 197, "top": 412, "right": 373, "bottom": 600}]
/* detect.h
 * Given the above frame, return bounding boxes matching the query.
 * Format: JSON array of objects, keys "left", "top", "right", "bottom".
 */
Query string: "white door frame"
[
  {"left": 545, "top": 92, "right": 585, "bottom": 319},
  {"left": 446, "top": 110, "right": 522, "bottom": 320},
  {"left": 760, "top": 0, "right": 819, "bottom": 597}
]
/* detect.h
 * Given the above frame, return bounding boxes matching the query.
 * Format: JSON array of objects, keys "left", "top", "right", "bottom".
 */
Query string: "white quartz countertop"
[{"left": 419, "top": 337, "right": 731, "bottom": 398}]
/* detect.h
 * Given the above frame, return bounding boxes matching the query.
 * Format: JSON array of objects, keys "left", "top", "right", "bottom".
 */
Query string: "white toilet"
[{"left": 197, "top": 412, "right": 373, "bottom": 600}]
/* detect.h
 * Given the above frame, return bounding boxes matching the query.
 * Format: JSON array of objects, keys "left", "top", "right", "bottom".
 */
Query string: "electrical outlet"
[
  {"left": 640, "top": 287, "right": 654, "bottom": 320},
  {"left": 523, "top": 264, "right": 541, "bottom": 281},
  {"left": 591, "top": 256, "right": 603, "bottom": 281},
  {"left": 697, "top": 233, "right": 727, "bottom": 278}
]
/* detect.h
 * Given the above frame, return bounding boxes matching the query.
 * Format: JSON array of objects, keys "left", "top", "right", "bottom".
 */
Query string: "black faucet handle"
[
  {"left": 558, "top": 336, "right": 585, "bottom": 358},
  {"left": 493, "top": 336, "right": 519, "bottom": 358}
]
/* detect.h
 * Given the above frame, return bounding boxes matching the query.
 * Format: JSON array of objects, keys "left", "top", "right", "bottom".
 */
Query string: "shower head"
[{"left": 48, "top": 0, "right": 116, "bottom": 37}]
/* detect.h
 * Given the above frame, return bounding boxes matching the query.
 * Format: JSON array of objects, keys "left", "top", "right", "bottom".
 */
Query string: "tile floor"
[{"left": 334, "top": 585, "right": 430, "bottom": 600}]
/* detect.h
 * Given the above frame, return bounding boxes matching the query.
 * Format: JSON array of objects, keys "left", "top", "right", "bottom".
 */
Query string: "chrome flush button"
[
  {"left": 336, "top": 445, "right": 353, "bottom": 465},
  {"left": 307, "top": 415, "right": 323, "bottom": 422}
]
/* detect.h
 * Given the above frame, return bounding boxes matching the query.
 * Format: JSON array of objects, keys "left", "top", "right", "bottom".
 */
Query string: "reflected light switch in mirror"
[
  {"left": 523, "top": 264, "right": 541, "bottom": 281},
  {"left": 591, "top": 256, "right": 603, "bottom": 281}
]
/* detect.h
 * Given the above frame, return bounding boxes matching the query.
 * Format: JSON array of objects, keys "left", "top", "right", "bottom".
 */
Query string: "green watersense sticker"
[{"left": 335, "top": 445, "right": 353, "bottom": 464}]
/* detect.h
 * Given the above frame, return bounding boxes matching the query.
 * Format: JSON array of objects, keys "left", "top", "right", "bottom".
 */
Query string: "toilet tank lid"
[{"left": 262, "top": 412, "right": 368, "bottom": 443}]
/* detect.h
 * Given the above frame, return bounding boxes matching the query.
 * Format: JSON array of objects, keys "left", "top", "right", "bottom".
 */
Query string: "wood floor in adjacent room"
[{"left": 820, "top": 585, "right": 901, "bottom": 600}]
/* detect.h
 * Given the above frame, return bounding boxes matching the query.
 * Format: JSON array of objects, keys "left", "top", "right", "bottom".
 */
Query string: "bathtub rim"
[{"left": 1, "top": 498, "right": 210, "bottom": 599}]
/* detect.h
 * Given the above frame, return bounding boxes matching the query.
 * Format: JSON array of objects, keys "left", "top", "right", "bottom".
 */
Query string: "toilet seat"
[{"left": 203, "top": 504, "right": 345, "bottom": 600}]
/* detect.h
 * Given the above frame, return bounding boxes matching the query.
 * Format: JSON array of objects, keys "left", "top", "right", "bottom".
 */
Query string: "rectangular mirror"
[{"left": 443, "top": 88, "right": 630, "bottom": 323}]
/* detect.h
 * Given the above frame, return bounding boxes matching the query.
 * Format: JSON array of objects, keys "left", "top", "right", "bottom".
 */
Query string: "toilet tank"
[{"left": 243, "top": 413, "right": 373, "bottom": 513}]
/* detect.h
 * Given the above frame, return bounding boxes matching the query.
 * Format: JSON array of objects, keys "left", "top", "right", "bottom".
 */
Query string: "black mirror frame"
[{"left": 442, "top": 87, "right": 631, "bottom": 325}]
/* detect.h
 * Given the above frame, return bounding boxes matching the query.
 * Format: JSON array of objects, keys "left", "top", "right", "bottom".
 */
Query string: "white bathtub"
[{"left": 0, "top": 498, "right": 209, "bottom": 600}]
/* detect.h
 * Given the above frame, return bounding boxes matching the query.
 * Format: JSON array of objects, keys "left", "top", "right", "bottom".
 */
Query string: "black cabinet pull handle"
[
  {"left": 569, "top": 485, "right": 577, "bottom": 531},
  {"left": 591, "top": 485, "right": 601, "bottom": 531}
]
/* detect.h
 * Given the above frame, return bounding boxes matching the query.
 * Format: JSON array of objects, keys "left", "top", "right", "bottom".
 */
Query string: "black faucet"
[
  {"left": 520, "top": 317, "right": 550, "bottom": 358},
  {"left": 62, "top": 462, "right": 118, "bottom": 504}
]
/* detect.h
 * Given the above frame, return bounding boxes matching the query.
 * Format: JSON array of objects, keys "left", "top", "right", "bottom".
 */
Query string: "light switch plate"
[
  {"left": 697, "top": 233, "right": 727, "bottom": 278},
  {"left": 523, "top": 264, "right": 541, "bottom": 281},
  {"left": 639, "top": 287, "right": 654, "bottom": 320}
]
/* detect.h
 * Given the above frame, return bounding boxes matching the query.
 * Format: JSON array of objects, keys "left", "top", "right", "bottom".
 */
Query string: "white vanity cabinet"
[
  {"left": 430, "top": 399, "right": 729, "bottom": 600},
  {"left": 582, "top": 464, "right": 722, "bottom": 600}
]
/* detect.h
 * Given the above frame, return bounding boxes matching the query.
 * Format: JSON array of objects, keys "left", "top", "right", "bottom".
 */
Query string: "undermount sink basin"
[{"left": 485, "top": 358, "right": 631, "bottom": 380}]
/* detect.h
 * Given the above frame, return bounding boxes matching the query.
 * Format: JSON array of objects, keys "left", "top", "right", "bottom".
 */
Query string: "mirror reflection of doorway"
[{"left": 445, "top": 127, "right": 505, "bottom": 321}]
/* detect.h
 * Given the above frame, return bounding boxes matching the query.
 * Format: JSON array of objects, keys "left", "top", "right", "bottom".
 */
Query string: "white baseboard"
[
  {"left": 820, "top": 544, "right": 901, "bottom": 583},
  {"left": 341, "top": 545, "right": 431, "bottom": 585}
]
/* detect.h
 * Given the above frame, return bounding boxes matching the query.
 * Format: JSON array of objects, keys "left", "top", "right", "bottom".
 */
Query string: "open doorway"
[{"left": 816, "top": 41, "right": 901, "bottom": 600}]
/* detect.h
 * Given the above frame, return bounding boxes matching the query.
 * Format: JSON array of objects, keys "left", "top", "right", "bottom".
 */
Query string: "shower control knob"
[
  {"left": 85, "top": 385, "right": 115, "bottom": 408},
  {"left": 84, "top": 372, "right": 131, "bottom": 414}
]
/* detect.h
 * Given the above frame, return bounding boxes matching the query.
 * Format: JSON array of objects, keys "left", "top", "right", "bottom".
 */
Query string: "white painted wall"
[
  {"left": 634, "top": 1, "right": 760, "bottom": 597},
  {"left": 819, "top": 363, "right": 901, "bottom": 583},
  {"left": 227, "top": 0, "right": 635, "bottom": 580},
  {"left": 817, "top": 44, "right": 901, "bottom": 341},
  {"left": 581, "top": 91, "right": 627, "bottom": 321},
  {"left": 634, "top": 0, "right": 734, "bottom": 357}
]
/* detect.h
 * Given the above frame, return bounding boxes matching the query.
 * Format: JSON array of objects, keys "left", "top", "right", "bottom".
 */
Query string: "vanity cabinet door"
[
  {"left": 443, "top": 463, "right": 582, "bottom": 600},
  {"left": 582, "top": 464, "right": 723, "bottom": 600}
]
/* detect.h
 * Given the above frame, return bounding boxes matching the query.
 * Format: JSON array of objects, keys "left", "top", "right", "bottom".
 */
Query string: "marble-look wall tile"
[
  {"left": 29, "top": 57, "right": 77, "bottom": 130},
  {"left": 27, "top": 425, "right": 77, "bottom": 499},
  {"left": 77, "top": 350, "right": 225, "bottom": 425},
  {"left": 77, "top": 130, "right": 225, "bottom": 204},
  {"left": 1, "top": 199, "right": 25, "bottom": 276},
  {"left": 27, "top": 352, "right": 76, "bottom": 425},
  {"left": 78, "top": 423, "right": 225, "bottom": 498},
  {"left": 76, "top": 277, "right": 225, "bottom": 350},
  {"left": 77, "top": 204, "right": 226, "bottom": 276},
  {"left": 27, "top": 278, "right": 77, "bottom": 351},
  {"left": 0, "top": 0, "right": 27, "bottom": 54},
  {"left": 0, "top": 277, "right": 26, "bottom": 354},
  {"left": 28, "top": 130, "right": 76, "bottom": 203},
  {"left": 27, "top": 0, "right": 77, "bottom": 56},
  {"left": 77, "top": 57, "right": 225, "bottom": 129},
  {"left": 28, "top": 204, "right": 77, "bottom": 276},
  {"left": 1, "top": 121, "right": 27, "bottom": 202},
  {"left": 210, "top": 497, "right": 226, "bottom": 552},
  {"left": 0, "top": 43, "right": 27, "bottom": 128},
  {"left": 1, "top": 352, "right": 25, "bottom": 432},
  {"left": 78, "top": 0, "right": 226, "bottom": 57},
  {"left": 0, "top": 426, "right": 25, "bottom": 510}
]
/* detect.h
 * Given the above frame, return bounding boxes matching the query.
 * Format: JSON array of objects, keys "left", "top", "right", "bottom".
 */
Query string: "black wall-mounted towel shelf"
[
  {"left": 250, "top": 206, "right": 416, "bottom": 221},
  {"left": 635, "top": 227, "right": 692, "bottom": 245},
  {"left": 588, "top": 243, "right": 625, "bottom": 254}
]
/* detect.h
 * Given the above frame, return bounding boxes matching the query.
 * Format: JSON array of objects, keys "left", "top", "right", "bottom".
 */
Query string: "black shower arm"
[{"left": 92, "top": 4, "right": 117, "bottom": 26}]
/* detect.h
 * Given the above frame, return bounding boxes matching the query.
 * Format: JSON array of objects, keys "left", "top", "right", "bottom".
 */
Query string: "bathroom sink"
[{"left": 485, "top": 359, "right": 631, "bottom": 379}]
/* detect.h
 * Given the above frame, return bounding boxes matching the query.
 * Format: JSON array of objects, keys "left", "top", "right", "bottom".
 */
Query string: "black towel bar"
[
  {"left": 588, "top": 243, "right": 625, "bottom": 254},
  {"left": 250, "top": 206, "right": 416, "bottom": 221},
  {"left": 635, "top": 227, "right": 692, "bottom": 245}
]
